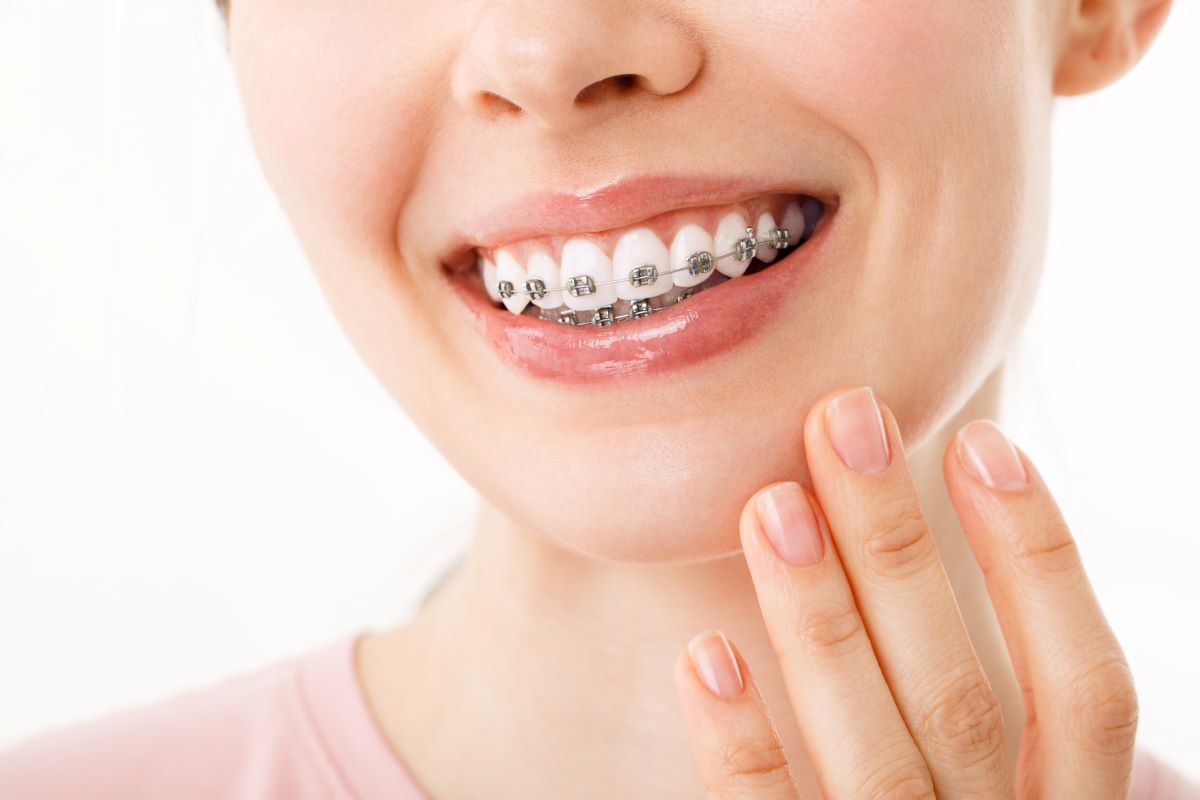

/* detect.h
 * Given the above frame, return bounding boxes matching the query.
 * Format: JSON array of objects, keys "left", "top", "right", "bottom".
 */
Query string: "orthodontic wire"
[{"left": 495, "top": 226, "right": 794, "bottom": 327}]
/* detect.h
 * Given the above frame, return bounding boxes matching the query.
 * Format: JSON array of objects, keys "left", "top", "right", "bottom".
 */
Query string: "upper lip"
[{"left": 439, "top": 173, "right": 836, "bottom": 267}]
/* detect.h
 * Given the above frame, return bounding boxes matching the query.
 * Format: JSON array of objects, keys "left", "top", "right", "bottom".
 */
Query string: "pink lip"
[
  {"left": 449, "top": 199, "right": 838, "bottom": 383},
  {"left": 457, "top": 173, "right": 824, "bottom": 253}
]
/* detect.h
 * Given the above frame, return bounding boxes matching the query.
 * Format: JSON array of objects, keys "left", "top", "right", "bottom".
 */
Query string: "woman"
[{"left": 2, "top": 0, "right": 1195, "bottom": 797}]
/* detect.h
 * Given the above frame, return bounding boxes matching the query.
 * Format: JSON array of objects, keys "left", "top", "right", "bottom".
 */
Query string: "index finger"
[{"left": 674, "top": 629, "right": 801, "bottom": 799}]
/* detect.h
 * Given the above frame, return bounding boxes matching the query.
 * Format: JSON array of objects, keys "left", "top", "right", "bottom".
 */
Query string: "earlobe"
[{"left": 1052, "top": 0, "right": 1172, "bottom": 96}]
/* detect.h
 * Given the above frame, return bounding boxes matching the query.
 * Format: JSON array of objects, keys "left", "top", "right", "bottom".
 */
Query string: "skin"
[{"left": 220, "top": 0, "right": 1172, "bottom": 795}]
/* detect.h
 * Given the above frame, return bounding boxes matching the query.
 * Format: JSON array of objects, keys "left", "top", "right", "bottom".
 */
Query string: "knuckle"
[
  {"left": 1065, "top": 657, "right": 1139, "bottom": 756},
  {"left": 918, "top": 670, "right": 1006, "bottom": 768},
  {"left": 1010, "top": 517, "right": 1081, "bottom": 579},
  {"left": 791, "top": 602, "right": 867, "bottom": 660},
  {"left": 859, "top": 755, "right": 936, "bottom": 800},
  {"left": 860, "top": 499, "right": 936, "bottom": 580},
  {"left": 713, "top": 739, "right": 796, "bottom": 793}
]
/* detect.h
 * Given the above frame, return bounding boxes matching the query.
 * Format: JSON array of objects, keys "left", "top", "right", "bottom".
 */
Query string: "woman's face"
[{"left": 227, "top": 0, "right": 1055, "bottom": 562}]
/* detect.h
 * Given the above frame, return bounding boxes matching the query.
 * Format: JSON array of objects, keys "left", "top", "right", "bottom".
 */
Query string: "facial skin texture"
[
  {"left": 227, "top": 1, "right": 1062, "bottom": 565},
  {"left": 224, "top": 1, "right": 1170, "bottom": 796}
]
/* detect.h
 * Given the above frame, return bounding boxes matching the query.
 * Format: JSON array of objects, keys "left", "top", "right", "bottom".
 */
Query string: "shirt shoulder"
[
  {"left": 1131, "top": 748, "right": 1200, "bottom": 800},
  {"left": 0, "top": 633, "right": 428, "bottom": 800}
]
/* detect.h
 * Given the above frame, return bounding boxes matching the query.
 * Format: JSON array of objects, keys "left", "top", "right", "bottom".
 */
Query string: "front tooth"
[
  {"left": 525, "top": 250, "right": 563, "bottom": 309},
  {"left": 669, "top": 224, "right": 715, "bottom": 288},
  {"left": 560, "top": 238, "right": 617, "bottom": 311},
  {"left": 755, "top": 211, "right": 779, "bottom": 263},
  {"left": 714, "top": 211, "right": 752, "bottom": 278},
  {"left": 480, "top": 256, "right": 502, "bottom": 304},
  {"left": 495, "top": 250, "right": 530, "bottom": 315},
  {"left": 782, "top": 201, "right": 805, "bottom": 247},
  {"left": 612, "top": 227, "right": 672, "bottom": 301}
]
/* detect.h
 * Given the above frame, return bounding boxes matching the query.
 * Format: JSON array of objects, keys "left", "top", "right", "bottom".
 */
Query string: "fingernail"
[
  {"left": 755, "top": 482, "right": 824, "bottom": 568},
  {"left": 956, "top": 420, "right": 1028, "bottom": 491},
  {"left": 688, "top": 630, "right": 744, "bottom": 699},
  {"left": 825, "top": 386, "right": 891, "bottom": 475}
]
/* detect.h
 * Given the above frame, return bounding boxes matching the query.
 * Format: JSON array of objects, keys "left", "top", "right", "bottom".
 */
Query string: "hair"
[{"left": 215, "top": 0, "right": 227, "bottom": 18}]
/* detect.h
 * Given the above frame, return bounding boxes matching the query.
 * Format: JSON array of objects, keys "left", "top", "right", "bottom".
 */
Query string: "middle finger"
[{"left": 802, "top": 386, "right": 1013, "bottom": 796}]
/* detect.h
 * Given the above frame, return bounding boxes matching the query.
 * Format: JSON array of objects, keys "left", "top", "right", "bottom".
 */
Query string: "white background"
[{"left": 1, "top": 0, "right": 1197, "bottom": 780}]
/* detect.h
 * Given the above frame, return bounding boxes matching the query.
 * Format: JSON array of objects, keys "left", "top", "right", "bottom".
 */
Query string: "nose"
[{"left": 451, "top": 1, "right": 704, "bottom": 130}]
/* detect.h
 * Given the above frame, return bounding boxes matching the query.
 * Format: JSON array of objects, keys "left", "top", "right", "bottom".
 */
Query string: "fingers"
[
  {"left": 739, "top": 481, "right": 935, "bottom": 799},
  {"left": 943, "top": 419, "right": 1138, "bottom": 798},
  {"left": 674, "top": 630, "right": 800, "bottom": 799},
  {"left": 800, "top": 387, "right": 1012, "bottom": 797}
]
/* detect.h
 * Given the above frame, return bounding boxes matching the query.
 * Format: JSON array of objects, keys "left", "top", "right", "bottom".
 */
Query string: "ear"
[{"left": 1053, "top": 0, "right": 1173, "bottom": 96}]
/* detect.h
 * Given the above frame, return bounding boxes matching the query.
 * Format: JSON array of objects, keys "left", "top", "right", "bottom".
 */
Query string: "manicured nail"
[
  {"left": 688, "top": 630, "right": 744, "bottom": 699},
  {"left": 825, "top": 386, "right": 891, "bottom": 475},
  {"left": 756, "top": 482, "right": 824, "bottom": 568},
  {"left": 956, "top": 420, "right": 1028, "bottom": 491}
]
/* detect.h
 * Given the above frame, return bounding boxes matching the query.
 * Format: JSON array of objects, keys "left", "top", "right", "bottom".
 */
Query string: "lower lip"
[{"left": 448, "top": 209, "right": 837, "bottom": 383}]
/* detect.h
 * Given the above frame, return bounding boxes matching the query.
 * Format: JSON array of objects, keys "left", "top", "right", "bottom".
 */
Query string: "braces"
[{"left": 496, "top": 226, "right": 793, "bottom": 327}]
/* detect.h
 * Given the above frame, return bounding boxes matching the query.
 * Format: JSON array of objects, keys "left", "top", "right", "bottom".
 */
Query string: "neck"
[{"left": 361, "top": 363, "right": 1022, "bottom": 799}]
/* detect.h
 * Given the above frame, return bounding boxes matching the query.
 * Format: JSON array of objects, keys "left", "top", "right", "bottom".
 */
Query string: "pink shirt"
[{"left": 0, "top": 632, "right": 1195, "bottom": 799}]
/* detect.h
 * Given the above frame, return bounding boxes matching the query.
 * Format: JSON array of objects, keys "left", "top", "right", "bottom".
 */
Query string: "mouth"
[
  {"left": 442, "top": 176, "right": 838, "bottom": 383},
  {"left": 476, "top": 193, "right": 825, "bottom": 326}
]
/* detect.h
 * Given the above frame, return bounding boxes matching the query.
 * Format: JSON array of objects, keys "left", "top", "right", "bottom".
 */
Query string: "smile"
[
  {"left": 476, "top": 194, "right": 825, "bottom": 327},
  {"left": 444, "top": 174, "right": 840, "bottom": 382}
]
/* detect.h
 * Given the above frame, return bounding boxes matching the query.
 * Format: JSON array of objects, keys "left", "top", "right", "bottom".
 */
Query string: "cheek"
[
  {"left": 755, "top": 2, "right": 1030, "bottom": 153},
  {"left": 774, "top": 4, "right": 1046, "bottom": 313},
  {"left": 743, "top": 1, "right": 1051, "bottom": 441},
  {"left": 228, "top": 1, "right": 445, "bottom": 261},
  {"left": 227, "top": 1, "right": 463, "bottom": 418}
]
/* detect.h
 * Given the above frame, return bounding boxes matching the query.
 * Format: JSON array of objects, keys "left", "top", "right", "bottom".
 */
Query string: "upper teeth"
[
  {"left": 561, "top": 238, "right": 618, "bottom": 311},
  {"left": 478, "top": 199, "right": 810, "bottom": 321},
  {"left": 612, "top": 228, "right": 673, "bottom": 302}
]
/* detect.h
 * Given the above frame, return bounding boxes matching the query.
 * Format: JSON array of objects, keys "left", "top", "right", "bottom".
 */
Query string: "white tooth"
[
  {"left": 612, "top": 227, "right": 672, "bottom": 300},
  {"left": 755, "top": 211, "right": 779, "bottom": 263},
  {"left": 669, "top": 224, "right": 715, "bottom": 288},
  {"left": 560, "top": 238, "right": 617, "bottom": 311},
  {"left": 782, "top": 201, "right": 806, "bottom": 247},
  {"left": 480, "top": 256, "right": 502, "bottom": 304},
  {"left": 714, "top": 211, "right": 752, "bottom": 278},
  {"left": 495, "top": 250, "right": 530, "bottom": 315},
  {"left": 525, "top": 250, "right": 563, "bottom": 309}
]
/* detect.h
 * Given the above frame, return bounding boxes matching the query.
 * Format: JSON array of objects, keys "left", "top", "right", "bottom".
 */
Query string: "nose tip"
[{"left": 451, "top": 3, "right": 703, "bottom": 130}]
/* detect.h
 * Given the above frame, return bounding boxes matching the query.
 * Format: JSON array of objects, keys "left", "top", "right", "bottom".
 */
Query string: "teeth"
[
  {"left": 612, "top": 227, "right": 672, "bottom": 301},
  {"left": 525, "top": 250, "right": 563, "bottom": 309},
  {"left": 560, "top": 238, "right": 618, "bottom": 311},
  {"left": 755, "top": 212, "right": 779, "bottom": 263},
  {"left": 477, "top": 197, "right": 823, "bottom": 319},
  {"left": 782, "top": 201, "right": 806, "bottom": 247},
  {"left": 800, "top": 197, "right": 822, "bottom": 239},
  {"left": 669, "top": 224, "right": 715, "bottom": 288},
  {"left": 480, "top": 256, "right": 502, "bottom": 303},
  {"left": 714, "top": 211, "right": 752, "bottom": 278},
  {"left": 496, "top": 251, "right": 530, "bottom": 314}
]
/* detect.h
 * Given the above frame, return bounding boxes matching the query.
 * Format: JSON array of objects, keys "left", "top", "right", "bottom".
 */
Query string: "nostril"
[
  {"left": 478, "top": 90, "right": 523, "bottom": 117},
  {"left": 574, "top": 73, "right": 640, "bottom": 106}
]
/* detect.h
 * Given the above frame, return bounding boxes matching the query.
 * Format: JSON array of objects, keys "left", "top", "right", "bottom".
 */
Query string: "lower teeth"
[{"left": 522, "top": 272, "right": 731, "bottom": 325}]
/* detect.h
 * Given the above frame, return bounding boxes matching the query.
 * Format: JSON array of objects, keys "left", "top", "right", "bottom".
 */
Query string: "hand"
[{"left": 673, "top": 386, "right": 1138, "bottom": 798}]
